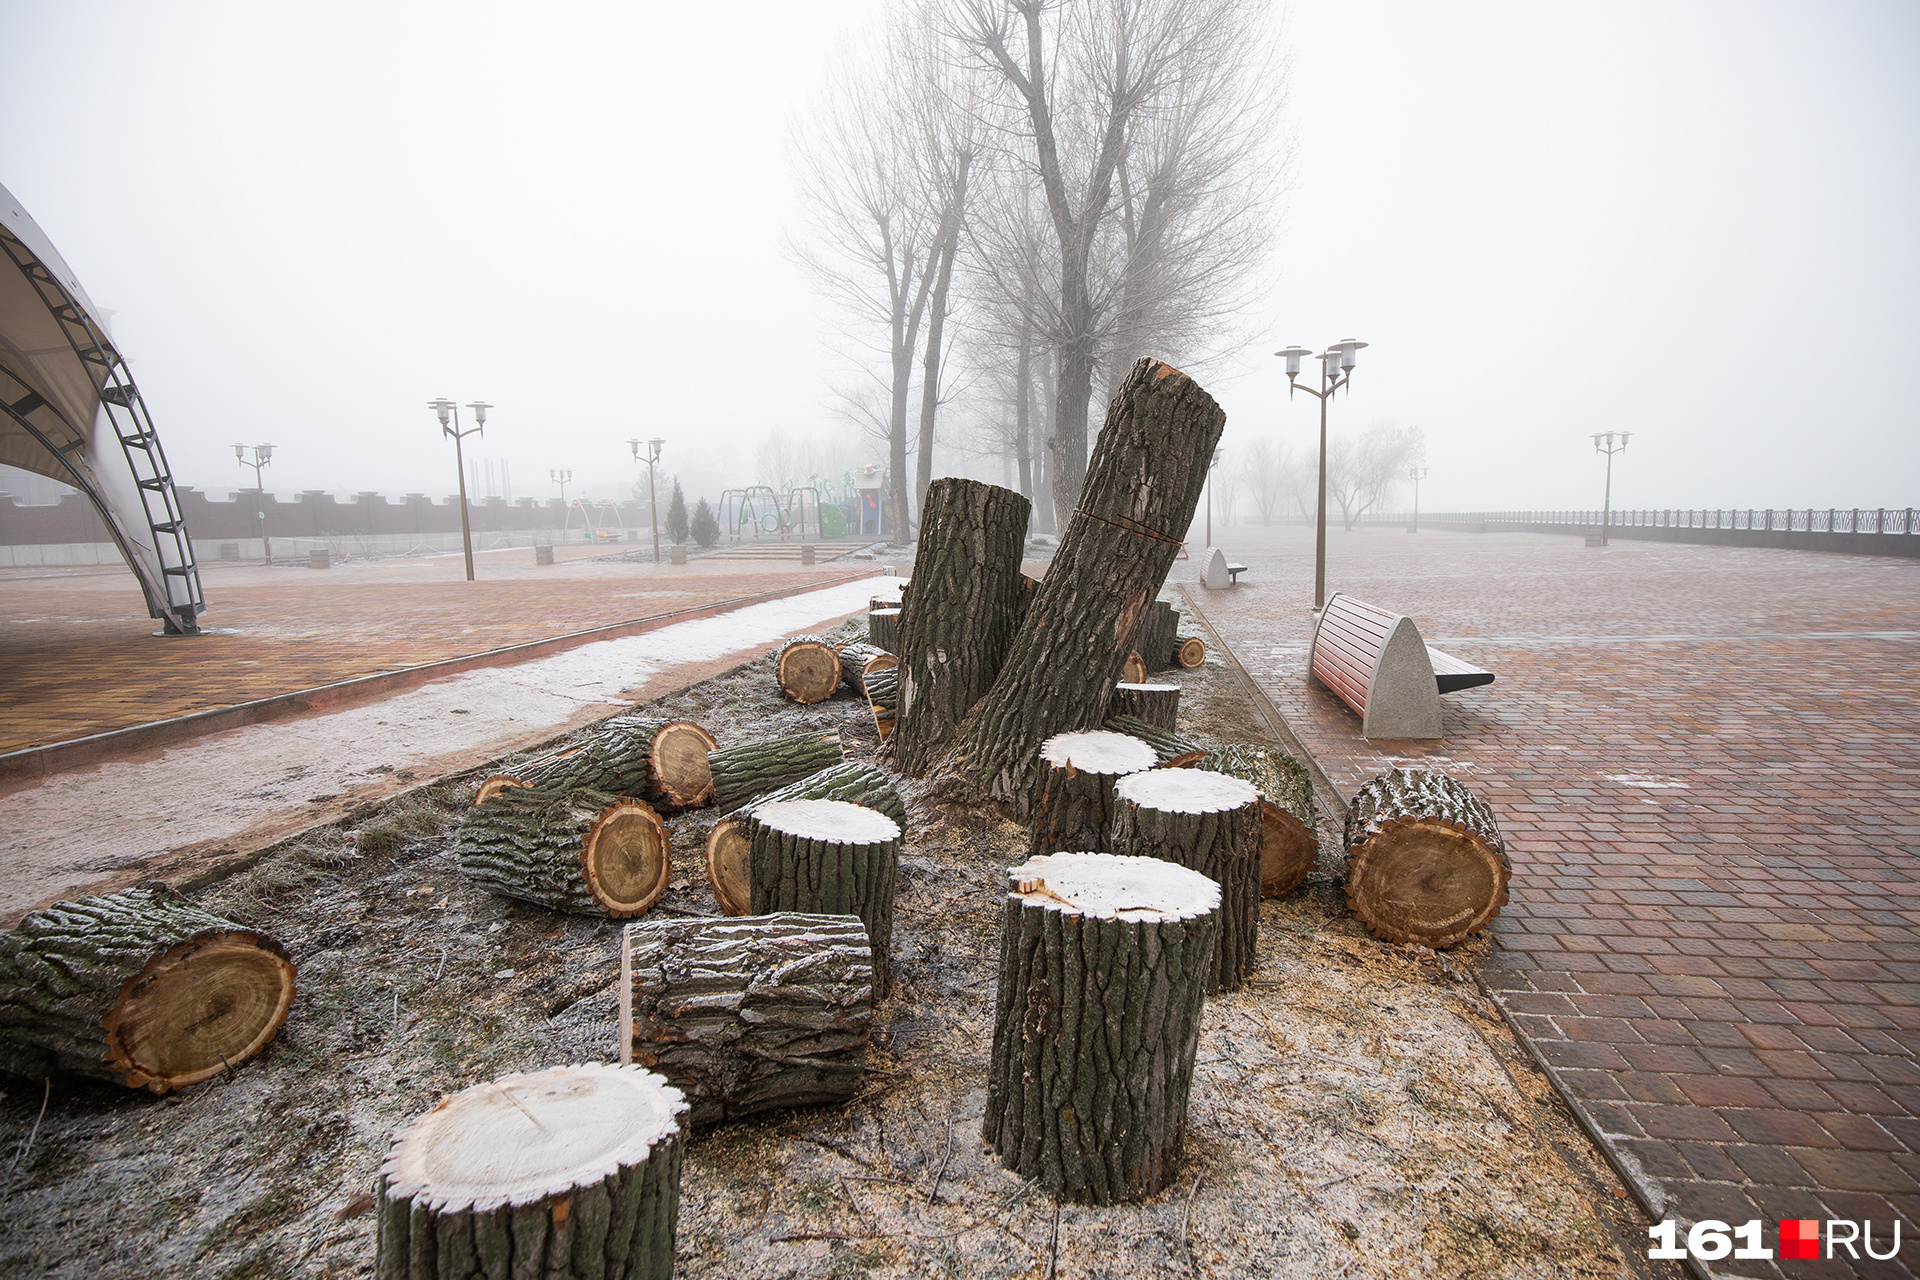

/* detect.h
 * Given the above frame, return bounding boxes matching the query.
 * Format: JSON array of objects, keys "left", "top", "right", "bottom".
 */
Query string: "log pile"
[
  {"left": 773, "top": 635, "right": 844, "bottom": 705},
  {"left": 0, "top": 887, "right": 295, "bottom": 1093},
  {"left": 707, "top": 732, "right": 843, "bottom": 814},
  {"left": 835, "top": 641, "right": 894, "bottom": 693},
  {"left": 457, "top": 788, "right": 671, "bottom": 917},
  {"left": 1344, "top": 768, "right": 1510, "bottom": 948},
  {"left": 867, "top": 609, "right": 900, "bottom": 653},
  {"left": 375, "top": 1064, "right": 687, "bottom": 1280},
  {"left": 1028, "top": 730, "right": 1159, "bottom": 854},
  {"left": 476, "top": 717, "right": 716, "bottom": 808},
  {"left": 983, "top": 852, "right": 1219, "bottom": 1204},
  {"left": 1111, "top": 682, "right": 1179, "bottom": 731},
  {"left": 750, "top": 799, "right": 901, "bottom": 994},
  {"left": 1200, "top": 744, "right": 1319, "bottom": 897},
  {"left": 1102, "top": 714, "right": 1207, "bottom": 767},
  {"left": 703, "top": 763, "right": 906, "bottom": 917}
]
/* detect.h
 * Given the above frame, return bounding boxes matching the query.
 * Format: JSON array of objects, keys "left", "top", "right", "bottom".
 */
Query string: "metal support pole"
[
  {"left": 1315, "top": 380, "right": 1329, "bottom": 610},
  {"left": 1601, "top": 447, "right": 1612, "bottom": 546},
  {"left": 649, "top": 456, "right": 660, "bottom": 564},
  {"left": 453, "top": 414, "right": 475, "bottom": 582}
]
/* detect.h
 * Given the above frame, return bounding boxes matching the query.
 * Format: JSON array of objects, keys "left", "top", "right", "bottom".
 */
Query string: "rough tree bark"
[
  {"left": 1200, "top": 744, "right": 1319, "bottom": 898},
  {"left": 621, "top": 913, "right": 872, "bottom": 1126},
  {"left": 1027, "top": 730, "right": 1158, "bottom": 855},
  {"left": 457, "top": 788, "right": 670, "bottom": 917},
  {"left": 836, "top": 641, "right": 894, "bottom": 692},
  {"left": 0, "top": 887, "right": 295, "bottom": 1093},
  {"left": 951, "top": 360, "right": 1226, "bottom": 818},
  {"left": 707, "top": 732, "right": 844, "bottom": 814},
  {"left": 704, "top": 764, "right": 906, "bottom": 916},
  {"left": 749, "top": 800, "right": 901, "bottom": 995},
  {"left": 1111, "top": 683, "right": 1179, "bottom": 731},
  {"left": 867, "top": 609, "right": 900, "bottom": 653},
  {"left": 1102, "top": 714, "right": 1207, "bottom": 767},
  {"left": 982, "top": 852, "right": 1219, "bottom": 1205},
  {"left": 863, "top": 665, "right": 897, "bottom": 742},
  {"left": 1133, "top": 600, "right": 1180, "bottom": 673},
  {"left": 773, "top": 635, "right": 844, "bottom": 705},
  {"left": 375, "top": 1064, "right": 687, "bottom": 1280},
  {"left": 1344, "top": 768, "right": 1510, "bottom": 948},
  {"left": 475, "top": 717, "right": 715, "bottom": 808}
]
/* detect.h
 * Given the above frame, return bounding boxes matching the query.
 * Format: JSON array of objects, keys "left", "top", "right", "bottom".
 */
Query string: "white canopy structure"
[{"left": 1, "top": 182, "right": 203, "bottom": 632}]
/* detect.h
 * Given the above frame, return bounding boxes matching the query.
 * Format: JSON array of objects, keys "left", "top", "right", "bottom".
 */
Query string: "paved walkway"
[{"left": 1187, "top": 525, "right": 1919, "bottom": 1280}]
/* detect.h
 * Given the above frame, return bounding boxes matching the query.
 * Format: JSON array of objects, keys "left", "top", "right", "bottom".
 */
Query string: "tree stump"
[
  {"left": 893, "top": 478, "right": 1032, "bottom": 776},
  {"left": 836, "top": 641, "right": 894, "bottom": 692},
  {"left": 1200, "top": 744, "right": 1319, "bottom": 897},
  {"left": 1134, "top": 600, "right": 1180, "bottom": 673},
  {"left": 1344, "top": 768, "right": 1510, "bottom": 948},
  {"left": 1111, "top": 682, "right": 1179, "bottom": 731},
  {"left": 475, "top": 717, "right": 715, "bottom": 808},
  {"left": 0, "top": 887, "right": 295, "bottom": 1093},
  {"left": 982, "top": 852, "right": 1219, "bottom": 1205},
  {"left": 1102, "top": 714, "right": 1208, "bottom": 767},
  {"left": 375, "top": 1064, "right": 688, "bottom": 1280},
  {"left": 707, "top": 732, "right": 844, "bottom": 814},
  {"left": 863, "top": 665, "right": 897, "bottom": 741},
  {"left": 774, "top": 635, "right": 843, "bottom": 705},
  {"left": 703, "top": 763, "right": 906, "bottom": 918},
  {"left": 458, "top": 788, "right": 670, "bottom": 917},
  {"left": 621, "top": 913, "right": 872, "bottom": 1126},
  {"left": 1027, "top": 730, "right": 1159, "bottom": 855},
  {"left": 1109, "top": 769, "right": 1262, "bottom": 992},
  {"left": 749, "top": 800, "right": 901, "bottom": 994},
  {"left": 1175, "top": 636, "right": 1207, "bottom": 669},
  {"left": 867, "top": 609, "right": 900, "bottom": 653}
]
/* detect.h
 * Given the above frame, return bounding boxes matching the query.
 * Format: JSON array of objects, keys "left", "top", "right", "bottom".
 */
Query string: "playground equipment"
[{"left": 717, "top": 485, "right": 827, "bottom": 542}]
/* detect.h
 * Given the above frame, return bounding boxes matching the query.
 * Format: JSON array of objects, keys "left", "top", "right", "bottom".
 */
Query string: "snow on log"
[
  {"left": 703, "top": 763, "right": 906, "bottom": 918},
  {"left": 749, "top": 799, "right": 901, "bottom": 994},
  {"left": 457, "top": 788, "right": 670, "bottom": 917},
  {"left": 707, "top": 732, "right": 844, "bottom": 815},
  {"left": 774, "top": 635, "right": 843, "bottom": 705},
  {"left": 1028, "top": 729, "right": 1158, "bottom": 855},
  {"left": 1199, "top": 744, "right": 1319, "bottom": 898},
  {"left": 1343, "top": 767, "right": 1510, "bottom": 948}
]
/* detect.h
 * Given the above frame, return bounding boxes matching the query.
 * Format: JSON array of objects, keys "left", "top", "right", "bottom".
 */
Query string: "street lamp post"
[
  {"left": 429, "top": 398, "right": 489, "bottom": 581},
  {"left": 232, "top": 443, "right": 275, "bottom": 564},
  {"left": 1204, "top": 447, "right": 1224, "bottom": 545},
  {"left": 549, "top": 469, "right": 574, "bottom": 540},
  {"left": 1591, "top": 431, "right": 1630, "bottom": 546},
  {"left": 629, "top": 437, "right": 664, "bottom": 563},
  {"left": 1408, "top": 466, "right": 1428, "bottom": 534},
  {"left": 1276, "top": 338, "right": 1368, "bottom": 610}
]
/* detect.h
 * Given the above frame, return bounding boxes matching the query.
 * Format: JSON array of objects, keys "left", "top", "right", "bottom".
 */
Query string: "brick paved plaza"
[{"left": 1191, "top": 524, "right": 1920, "bottom": 1278}]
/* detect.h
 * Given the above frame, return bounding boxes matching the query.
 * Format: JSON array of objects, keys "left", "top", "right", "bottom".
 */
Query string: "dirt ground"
[{"left": 0, "top": 604, "right": 1681, "bottom": 1279}]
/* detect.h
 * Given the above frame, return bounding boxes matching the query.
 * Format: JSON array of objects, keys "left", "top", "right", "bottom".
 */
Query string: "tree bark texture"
[
  {"left": 475, "top": 717, "right": 714, "bottom": 809},
  {"left": 704, "top": 764, "right": 906, "bottom": 919},
  {"left": 1200, "top": 745, "right": 1319, "bottom": 898},
  {"left": 1027, "top": 731, "right": 1158, "bottom": 856},
  {"left": 621, "top": 913, "right": 872, "bottom": 1126},
  {"left": 0, "top": 887, "right": 295, "bottom": 1093},
  {"left": 458, "top": 788, "right": 670, "bottom": 917},
  {"left": 894, "top": 478, "right": 1032, "bottom": 777},
  {"left": 375, "top": 1064, "right": 687, "bottom": 1280},
  {"left": 982, "top": 852, "right": 1219, "bottom": 1205},
  {"left": 1102, "top": 714, "right": 1207, "bottom": 767},
  {"left": 1343, "top": 768, "right": 1511, "bottom": 948},
  {"left": 867, "top": 609, "right": 900, "bottom": 654},
  {"left": 864, "top": 665, "right": 897, "bottom": 741},
  {"left": 836, "top": 642, "right": 895, "bottom": 692},
  {"left": 952, "top": 360, "right": 1226, "bottom": 819},
  {"left": 774, "top": 635, "right": 843, "bottom": 705},
  {"left": 707, "top": 733, "right": 844, "bottom": 815},
  {"left": 1133, "top": 601, "right": 1180, "bottom": 673},
  {"left": 1111, "top": 683, "right": 1179, "bottom": 731},
  {"left": 749, "top": 801, "right": 901, "bottom": 995}
]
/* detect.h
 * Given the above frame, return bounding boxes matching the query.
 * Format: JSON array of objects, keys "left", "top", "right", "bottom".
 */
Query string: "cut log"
[
  {"left": 749, "top": 800, "right": 901, "bottom": 995},
  {"left": 1134, "top": 600, "right": 1180, "bottom": 673},
  {"left": 1109, "top": 769, "right": 1262, "bottom": 992},
  {"left": 892, "top": 478, "right": 1032, "bottom": 777},
  {"left": 1175, "top": 636, "right": 1207, "bottom": 669},
  {"left": 1199, "top": 744, "right": 1319, "bottom": 897},
  {"left": 1102, "top": 714, "right": 1208, "bottom": 767},
  {"left": 1343, "top": 767, "right": 1511, "bottom": 948},
  {"left": 952, "top": 360, "right": 1226, "bottom": 818},
  {"left": 867, "top": 609, "right": 900, "bottom": 653},
  {"left": 774, "top": 635, "right": 843, "bottom": 705},
  {"left": 621, "top": 913, "right": 872, "bottom": 1126},
  {"left": 1027, "top": 730, "right": 1158, "bottom": 855},
  {"left": 707, "top": 732, "right": 844, "bottom": 814},
  {"left": 0, "top": 887, "right": 295, "bottom": 1094},
  {"left": 1111, "top": 682, "right": 1179, "bottom": 731},
  {"left": 1121, "top": 651, "right": 1147, "bottom": 684},
  {"left": 477, "top": 717, "right": 716, "bottom": 810},
  {"left": 458, "top": 788, "right": 670, "bottom": 917},
  {"left": 375, "top": 1063, "right": 687, "bottom": 1280},
  {"left": 983, "top": 852, "right": 1218, "bottom": 1205},
  {"left": 863, "top": 664, "right": 897, "bottom": 741},
  {"left": 836, "top": 641, "right": 894, "bottom": 692},
  {"left": 703, "top": 763, "right": 906, "bottom": 918}
]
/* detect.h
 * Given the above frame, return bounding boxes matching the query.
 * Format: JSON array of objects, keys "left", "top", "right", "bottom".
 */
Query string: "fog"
[{"left": 2, "top": 0, "right": 1914, "bottom": 516}]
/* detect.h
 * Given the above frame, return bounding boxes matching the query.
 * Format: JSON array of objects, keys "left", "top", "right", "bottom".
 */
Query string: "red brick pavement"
[{"left": 1188, "top": 525, "right": 1920, "bottom": 1279}]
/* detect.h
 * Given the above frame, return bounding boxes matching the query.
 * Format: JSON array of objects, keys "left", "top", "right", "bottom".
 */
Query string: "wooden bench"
[{"left": 1307, "top": 592, "right": 1493, "bottom": 739}]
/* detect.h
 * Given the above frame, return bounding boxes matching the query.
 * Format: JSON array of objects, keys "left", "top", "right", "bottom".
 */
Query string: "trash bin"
[
  {"left": 535, "top": 544, "right": 554, "bottom": 565},
  {"left": 309, "top": 549, "right": 330, "bottom": 570},
  {"left": 801, "top": 544, "right": 816, "bottom": 566}
]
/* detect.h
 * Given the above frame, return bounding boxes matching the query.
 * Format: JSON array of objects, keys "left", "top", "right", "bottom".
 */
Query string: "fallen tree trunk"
[
  {"left": 375, "top": 1064, "right": 687, "bottom": 1280},
  {"left": 864, "top": 665, "right": 897, "bottom": 741},
  {"left": 774, "top": 635, "right": 843, "bottom": 705},
  {"left": 0, "top": 887, "right": 295, "bottom": 1093},
  {"left": 621, "top": 913, "right": 872, "bottom": 1126},
  {"left": 1028, "top": 730, "right": 1159, "bottom": 855},
  {"left": 983, "top": 852, "right": 1218, "bottom": 1204},
  {"left": 707, "top": 732, "right": 844, "bottom": 814},
  {"left": 704, "top": 763, "right": 907, "bottom": 917},
  {"left": 1111, "top": 682, "right": 1179, "bottom": 731},
  {"left": 867, "top": 609, "right": 900, "bottom": 653},
  {"left": 458, "top": 788, "right": 670, "bottom": 917},
  {"left": 1102, "top": 714, "right": 1208, "bottom": 767},
  {"left": 750, "top": 799, "right": 901, "bottom": 994},
  {"left": 836, "top": 641, "right": 894, "bottom": 692},
  {"left": 1200, "top": 744, "right": 1319, "bottom": 897},
  {"left": 1344, "top": 767, "right": 1510, "bottom": 948},
  {"left": 475, "top": 716, "right": 715, "bottom": 808}
]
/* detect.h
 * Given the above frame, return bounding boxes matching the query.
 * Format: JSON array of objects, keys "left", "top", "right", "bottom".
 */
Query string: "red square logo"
[{"left": 1780, "top": 1220, "right": 1820, "bottom": 1260}]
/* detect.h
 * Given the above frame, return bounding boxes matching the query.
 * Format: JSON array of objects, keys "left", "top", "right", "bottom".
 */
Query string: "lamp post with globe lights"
[
  {"left": 429, "top": 398, "right": 489, "bottom": 581},
  {"left": 1408, "top": 466, "right": 1428, "bottom": 534},
  {"left": 232, "top": 443, "right": 275, "bottom": 564},
  {"left": 629, "top": 437, "right": 665, "bottom": 563},
  {"left": 1275, "top": 339, "right": 1367, "bottom": 610},
  {"left": 1591, "top": 431, "right": 1630, "bottom": 547}
]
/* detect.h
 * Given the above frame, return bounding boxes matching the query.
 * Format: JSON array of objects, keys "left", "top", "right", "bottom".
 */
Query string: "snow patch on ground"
[
  {"left": 754, "top": 798, "right": 901, "bottom": 844},
  {"left": 1604, "top": 773, "right": 1691, "bottom": 789},
  {"left": 1115, "top": 682, "right": 1178, "bottom": 693},
  {"left": 1010, "top": 851, "right": 1218, "bottom": 921},
  {"left": 1040, "top": 730, "right": 1158, "bottom": 776},
  {"left": 1115, "top": 768, "right": 1258, "bottom": 814}
]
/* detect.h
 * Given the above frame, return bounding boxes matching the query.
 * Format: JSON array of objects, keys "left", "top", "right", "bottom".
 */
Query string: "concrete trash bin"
[{"left": 535, "top": 544, "right": 554, "bottom": 565}]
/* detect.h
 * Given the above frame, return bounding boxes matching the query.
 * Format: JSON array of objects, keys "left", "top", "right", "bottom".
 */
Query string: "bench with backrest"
[{"left": 1307, "top": 592, "right": 1493, "bottom": 738}]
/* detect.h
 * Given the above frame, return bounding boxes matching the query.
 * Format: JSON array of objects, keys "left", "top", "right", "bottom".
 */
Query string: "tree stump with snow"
[
  {"left": 1027, "top": 730, "right": 1159, "bottom": 855},
  {"left": 375, "top": 1064, "right": 687, "bottom": 1280},
  {"left": 1200, "top": 744, "right": 1320, "bottom": 898},
  {"left": 1175, "top": 636, "right": 1207, "bottom": 669},
  {"left": 1111, "top": 682, "right": 1179, "bottom": 731},
  {"left": 983, "top": 852, "right": 1219, "bottom": 1205},
  {"left": 1102, "top": 714, "right": 1207, "bottom": 767},
  {"left": 475, "top": 717, "right": 716, "bottom": 808},
  {"left": 621, "top": 913, "right": 872, "bottom": 1126},
  {"left": 1134, "top": 600, "right": 1180, "bottom": 673},
  {"left": 835, "top": 641, "right": 894, "bottom": 693},
  {"left": 1344, "top": 768, "right": 1510, "bottom": 948},
  {"left": 863, "top": 665, "right": 897, "bottom": 741},
  {"left": 749, "top": 800, "right": 901, "bottom": 994},
  {"left": 0, "top": 887, "right": 295, "bottom": 1093},
  {"left": 867, "top": 608, "right": 900, "bottom": 654},
  {"left": 703, "top": 763, "right": 905, "bottom": 917},
  {"left": 773, "top": 635, "right": 843, "bottom": 705},
  {"left": 1109, "top": 769, "right": 1262, "bottom": 992},
  {"left": 458, "top": 788, "right": 670, "bottom": 917},
  {"left": 707, "top": 732, "right": 843, "bottom": 814}
]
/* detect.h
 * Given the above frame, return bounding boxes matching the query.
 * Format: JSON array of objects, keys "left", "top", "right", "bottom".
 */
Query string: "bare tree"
[
  {"left": 1239, "top": 438, "right": 1293, "bottom": 526},
  {"left": 1328, "top": 424, "right": 1427, "bottom": 531}
]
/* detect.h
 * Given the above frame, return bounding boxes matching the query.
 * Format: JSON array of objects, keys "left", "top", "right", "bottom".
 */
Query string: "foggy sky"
[{"left": 1, "top": 0, "right": 1914, "bottom": 515}]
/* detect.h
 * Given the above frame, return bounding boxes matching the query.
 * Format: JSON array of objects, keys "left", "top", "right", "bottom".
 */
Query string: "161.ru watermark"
[{"left": 1649, "top": 1218, "right": 1903, "bottom": 1262}]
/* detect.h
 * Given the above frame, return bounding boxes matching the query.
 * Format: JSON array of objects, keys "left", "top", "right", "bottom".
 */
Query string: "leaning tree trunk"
[
  {"left": 458, "top": 788, "right": 670, "bottom": 917},
  {"left": 0, "top": 887, "right": 295, "bottom": 1093},
  {"left": 621, "top": 913, "right": 873, "bottom": 1126},
  {"left": 1027, "top": 730, "right": 1158, "bottom": 855},
  {"left": 1344, "top": 768, "right": 1510, "bottom": 948},
  {"left": 749, "top": 799, "right": 901, "bottom": 994},
  {"left": 1111, "top": 682, "right": 1179, "bottom": 731},
  {"left": 707, "top": 732, "right": 844, "bottom": 814},
  {"left": 836, "top": 641, "right": 894, "bottom": 692},
  {"left": 867, "top": 608, "right": 900, "bottom": 653},
  {"left": 1201, "top": 744, "right": 1319, "bottom": 898},
  {"left": 704, "top": 763, "right": 906, "bottom": 918},
  {"left": 1134, "top": 600, "right": 1180, "bottom": 673},
  {"left": 952, "top": 360, "right": 1226, "bottom": 818},
  {"left": 983, "top": 852, "right": 1219, "bottom": 1205},
  {"left": 475, "top": 716, "right": 715, "bottom": 808},
  {"left": 773, "top": 635, "right": 843, "bottom": 705},
  {"left": 1109, "top": 769, "right": 1263, "bottom": 992},
  {"left": 863, "top": 665, "right": 897, "bottom": 742},
  {"left": 1102, "top": 714, "right": 1207, "bottom": 767},
  {"left": 375, "top": 1064, "right": 687, "bottom": 1280},
  {"left": 893, "top": 478, "right": 1032, "bottom": 777}
]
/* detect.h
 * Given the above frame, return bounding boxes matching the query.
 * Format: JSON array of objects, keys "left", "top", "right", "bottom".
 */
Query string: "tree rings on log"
[
  {"left": 473, "top": 717, "right": 715, "bottom": 811},
  {"left": 1344, "top": 768, "right": 1510, "bottom": 948},
  {"left": 983, "top": 852, "right": 1219, "bottom": 1205},
  {"left": 1121, "top": 651, "right": 1147, "bottom": 684},
  {"left": 774, "top": 635, "right": 842, "bottom": 705},
  {"left": 749, "top": 799, "right": 901, "bottom": 994},
  {"left": 375, "top": 1063, "right": 688, "bottom": 1280},
  {"left": 621, "top": 913, "right": 873, "bottom": 1126},
  {"left": 1199, "top": 744, "right": 1319, "bottom": 898},
  {"left": 458, "top": 789, "right": 671, "bottom": 917},
  {"left": 703, "top": 820, "right": 753, "bottom": 917},
  {"left": 867, "top": 609, "right": 900, "bottom": 653},
  {"left": 645, "top": 720, "right": 719, "bottom": 807},
  {"left": 1175, "top": 636, "right": 1207, "bottom": 668},
  {"left": 1112, "top": 682, "right": 1179, "bottom": 731},
  {"left": 1028, "top": 730, "right": 1158, "bottom": 855}
]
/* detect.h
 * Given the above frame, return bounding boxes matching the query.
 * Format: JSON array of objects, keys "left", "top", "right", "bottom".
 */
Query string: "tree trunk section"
[
  {"left": 704, "top": 763, "right": 906, "bottom": 918},
  {"left": 475, "top": 716, "right": 713, "bottom": 809},
  {"left": 749, "top": 800, "right": 901, "bottom": 995},
  {"left": 1111, "top": 683, "right": 1179, "bottom": 731},
  {"left": 375, "top": 1064, "right": 687, "bottom": 1280},
  {"left": 982, "top": 852, "right": 1218, "bottom": 1205},
  {"left": 1102, "top": 715, "right": 1207, "bottom": 767},
  {"left": 836, "top": 642, "right": 894, "bottom": 692},
  {"left": 894, "top": 478, "right": 1032, "bottom": 777},
  {"left": 1027, "top": 730, "right": 1158, "bottom": 855},
  {"left": 1121, "top": 652, "right": 1147, "bottom": 684},
  {"left": 621, "top": 914, "right": 872, "bottom": 1126},
  {"left": 867, "top": 609, "right": 900, "bottom": 653},
  {"left": 1200, "top": 745, "right": 1319, "bottom": 898},
  {"left": 1175, "top": 636, "right": 1207, "bottom": 669},
  {"left": 774, "top": 635, "right": 843, "bottom": 705},
  {"left": 0, "top": 887, "right": 294, "bottom": 1093},
  {"left": 1343, "top": 768, "right": 1510, "bottom": 948},
  {"left": 1134, "top": 601, "right": 1180, "bottom": 673},
  {"left": 1109, "top": 770, "right": 1263, "bottom": 992},
  {"left": 864, "top": 665, "right": 897, "bottom": 741},
  {"left": 953, "top": 360, "right": 1226, "bottom": 818},
  {"left": 458, "top": 789, "right": 670, "bottom": 917},
  {"left": 707, "top": 732, "right": 844, "bottom": 815}
]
